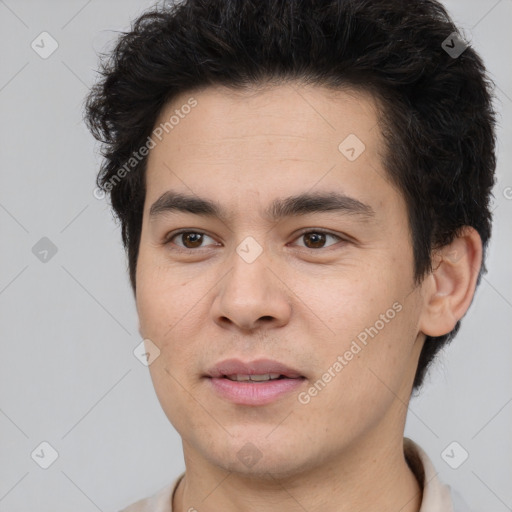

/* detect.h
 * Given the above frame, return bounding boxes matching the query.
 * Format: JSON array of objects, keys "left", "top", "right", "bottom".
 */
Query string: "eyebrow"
[{"left": 149, "top": 190, "right": 375, "bottom": 223}]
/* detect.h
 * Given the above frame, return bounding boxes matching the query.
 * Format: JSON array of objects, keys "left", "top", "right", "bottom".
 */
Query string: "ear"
[{"left": 419, "top": 226, "right": 483, "bottom": 337}]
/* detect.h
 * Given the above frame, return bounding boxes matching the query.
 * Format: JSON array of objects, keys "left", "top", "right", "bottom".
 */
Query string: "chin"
[{"left": 201, "top": 437, "right": 317, "bottom": 481}]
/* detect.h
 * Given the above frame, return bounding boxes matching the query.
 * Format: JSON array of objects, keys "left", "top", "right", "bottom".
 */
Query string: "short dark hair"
[{"left": 84, "top": 0, "right": 497, "bottom": 391}]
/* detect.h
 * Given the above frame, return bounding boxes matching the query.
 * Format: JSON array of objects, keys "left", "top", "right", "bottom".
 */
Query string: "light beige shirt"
[{"left": 119, "top": 437, "right": 473, "bottom": 512}]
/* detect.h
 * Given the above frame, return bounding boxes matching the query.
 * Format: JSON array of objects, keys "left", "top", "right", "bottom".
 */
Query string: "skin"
[{"left": 135, "top": 83, "right": 482, "bottom": 512}]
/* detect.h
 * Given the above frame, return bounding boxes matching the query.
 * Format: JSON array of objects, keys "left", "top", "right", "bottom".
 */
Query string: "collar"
[{"left": 404, "top": 437, "right": 454, "bottom": 511}]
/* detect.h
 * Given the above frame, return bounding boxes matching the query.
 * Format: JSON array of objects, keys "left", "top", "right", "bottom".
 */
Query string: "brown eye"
[
  {"left": 303, "top": 232, "right": 327, "bottom": 248},
  {"left": 166, "top": 231, "right": 216, "bottom": 250},
  {"left": 295, "top": 230, "right": 342, "bottom": 250},
  {"left": 179, "top": 232, "right": 204, "bottom": 248}
]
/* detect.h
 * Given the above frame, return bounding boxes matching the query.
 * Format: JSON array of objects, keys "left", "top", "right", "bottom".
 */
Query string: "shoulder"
[
  {"left": 118, "top": 473, "right": 184, "bottom": 512},
  {"left": 403, "top": 438, "right": 473, "bottom": 512}
]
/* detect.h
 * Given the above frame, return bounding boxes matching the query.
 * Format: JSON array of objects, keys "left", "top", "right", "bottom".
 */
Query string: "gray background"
[{"left": 0, "top": 0, "right": 510, "bottom": 510}]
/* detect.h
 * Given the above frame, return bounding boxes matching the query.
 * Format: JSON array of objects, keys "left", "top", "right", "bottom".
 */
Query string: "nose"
[{"left": 210, "top": 241, "right": 292, "bottom": 332}]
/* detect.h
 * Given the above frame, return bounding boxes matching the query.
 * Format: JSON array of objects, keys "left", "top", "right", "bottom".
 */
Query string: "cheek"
[
  {"left": 136, "top": 257, "right": 178, "bottom": 339},
  {"left": 135, "top": 260, "right": 210, "bottom": 376},
  {"left": 297, "top": 270, "right": 386, "bottom": 337},
  {"left": 136, "top": 242, "right": 184, "bottom": 311},
  {"left": 333, "top": 297, "right": 421, "bottom": 406},
  {"left": 305, "top": 270, "right": 418, "bottom": 384}
]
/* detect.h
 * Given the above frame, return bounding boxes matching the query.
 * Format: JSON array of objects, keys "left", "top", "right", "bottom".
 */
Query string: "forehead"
[
  {"left": 151, "top": 82, "right": 382, "bottom": 157},
  {"left": 144, "top": 82, "right": 397, "bottom": 221}
]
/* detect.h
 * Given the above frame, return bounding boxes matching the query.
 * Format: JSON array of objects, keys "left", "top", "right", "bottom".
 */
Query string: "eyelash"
[{"left": 163, "top": 229, "right": 346, "bottom": 253}]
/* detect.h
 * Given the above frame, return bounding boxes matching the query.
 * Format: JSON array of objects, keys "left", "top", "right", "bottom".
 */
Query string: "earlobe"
[{"left": 419, "top": 227, "right": 483, "bottom": 338}]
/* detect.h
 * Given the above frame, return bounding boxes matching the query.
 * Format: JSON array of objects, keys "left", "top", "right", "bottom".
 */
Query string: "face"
[{"left": 136, "top": 83, "right": 426, "bottom": 478}]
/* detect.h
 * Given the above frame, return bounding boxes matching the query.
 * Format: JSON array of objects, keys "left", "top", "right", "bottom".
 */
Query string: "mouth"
[
  {"left": 205, "top": 357, "right": 305, "bottom": 379},
  {"left": 205, "top": 358, "right": 306, "bottom": 405},
  {"left": 222, "top": 373, "right": 300, "bottom": 382}
]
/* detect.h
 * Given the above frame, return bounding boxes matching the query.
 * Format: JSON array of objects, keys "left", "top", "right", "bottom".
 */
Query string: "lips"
[
  {"left": 205, "top": 358, "right": 306, "bottom": 405},
  {"left": 205, "top": 358, "right": 304, "bottom": 380}
]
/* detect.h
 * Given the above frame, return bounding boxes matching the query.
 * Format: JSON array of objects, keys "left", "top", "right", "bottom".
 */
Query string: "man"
[{"left": 85, "top": 0, "right": 496, "bottom": 510}]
